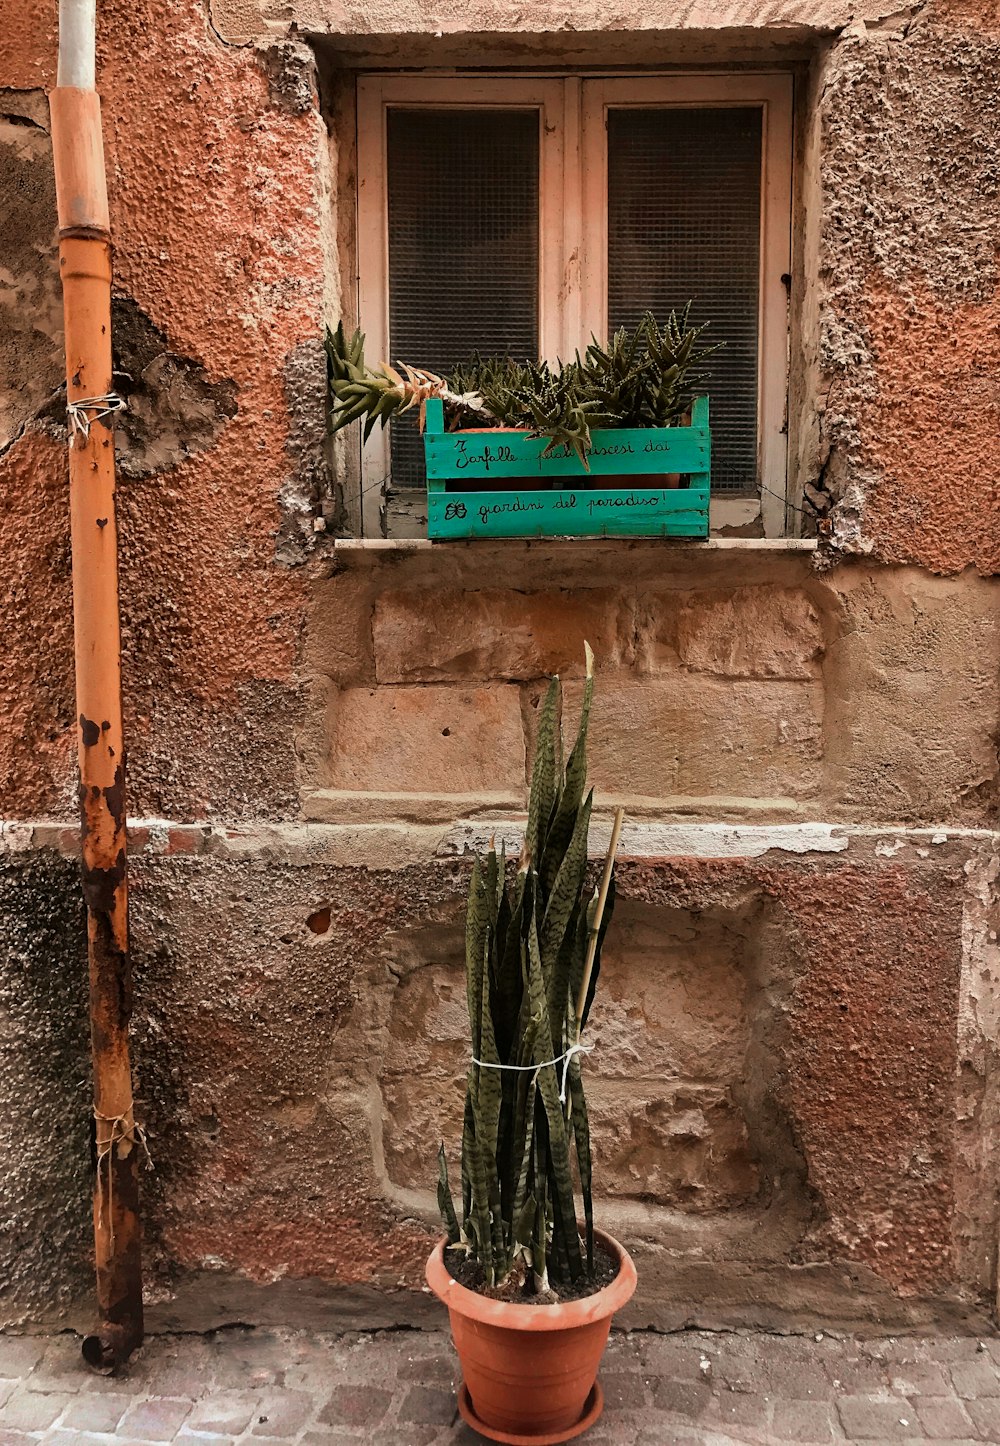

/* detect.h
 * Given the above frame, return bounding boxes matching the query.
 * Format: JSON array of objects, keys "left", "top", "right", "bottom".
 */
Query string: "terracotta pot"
[{"left": 425, "top": 1230, "right": 637, "bottom": 1444}]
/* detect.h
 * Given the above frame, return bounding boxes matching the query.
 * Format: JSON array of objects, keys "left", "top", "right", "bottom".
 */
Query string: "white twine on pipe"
[
  {"left": 67, "top": 392, "right": 126, "bottom": 441},
  {"left": 471, "top": 1042, "right": 594, "bottom": 1105},
  {"left": 93, "top": 1106, "right": 153, "bottom": 1251}
]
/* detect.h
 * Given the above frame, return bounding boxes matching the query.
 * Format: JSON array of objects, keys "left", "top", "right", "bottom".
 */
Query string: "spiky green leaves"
[
  {"left": 325, "top": 323, "right": 411, "bottom": 440},
  {"left": 580, "top": 307, "right": 721, "bottom": 431},
  {"left": 446, "top": 309, "right": 719, "bottom": 460},
  {"left": 327, "top": 309, "right": 719, "bottom": 461},
  {"left": 437, "top": 656, "right": 617, "bottom": 1292},
  {"left": 437, "top": 1144, "right": 460, "bottom": 1246},
  {"left": 324, "top": 323, "right": 493, "bottom": 441}
]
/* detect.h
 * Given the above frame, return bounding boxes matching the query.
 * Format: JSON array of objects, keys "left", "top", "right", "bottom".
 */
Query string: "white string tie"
[
  {"left": 472, "top": 1042, "right": 595, "bottom": 1104},
  {"left": 67, "top": 392, "right": 127, "bottom": 441}
]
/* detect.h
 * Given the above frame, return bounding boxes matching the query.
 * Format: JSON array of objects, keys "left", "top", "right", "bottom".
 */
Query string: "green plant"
[
  {"left": 324, "top": 322, "right": 493, "bottom": 440},
  {"left": 445, "top": 355, "right": 605, "bottom": 465},
  {"left": 326, "top": 307, "right": 719, "bottom": 465},
  {"left": 580, "top": 306, "right": 718, "bottom": 429},
  {"left": 437, "top": 647, "right": 619, "bottom": 1294}
]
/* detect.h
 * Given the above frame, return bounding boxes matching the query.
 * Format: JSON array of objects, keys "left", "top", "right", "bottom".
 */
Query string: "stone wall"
[
  {"left": 3, "top": 814, "right": 994, "bottom": 1332},
  {"left": 306, "top": 546, "right": 999, "bottom": 829},
  {"left": 1, "top": 0, "right": 999, "bottom": 1334}
]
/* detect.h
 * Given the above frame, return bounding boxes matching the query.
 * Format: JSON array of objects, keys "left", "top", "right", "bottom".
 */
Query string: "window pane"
[
  {"left": 386, "top": 108, "right": 540, "bottom": 489},
  {"left": 607, "top": 107, "right": 762, "bottom": 494}
]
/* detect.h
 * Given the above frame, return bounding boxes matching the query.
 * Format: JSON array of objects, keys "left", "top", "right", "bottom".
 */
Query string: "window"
[{"left": 356, "top": 73, "right": 793, "bottom": 537}]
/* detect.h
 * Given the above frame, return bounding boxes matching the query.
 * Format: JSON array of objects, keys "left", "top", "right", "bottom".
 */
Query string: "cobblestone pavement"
[{"left": 2, "top": 1327, "right": 1000, "bottom": 1445}]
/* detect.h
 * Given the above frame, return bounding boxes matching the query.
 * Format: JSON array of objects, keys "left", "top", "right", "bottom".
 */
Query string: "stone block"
[
  {"left": 20, "top": 1344, "right": 85, "bottom": 1395},
  {"left": 948, "top": 1354, "right": 1000, "bottom": 1398},
  {"left": 117, "top": 1398, "right": 194, "bottom": 1441},
  {"left": 825, "top": 570, "right": 1000, "bottom": 823},
  {"left": 379, "top": 918, "right": 467, "bottom": 1188},
  {"left": 397, "top": 1352, "right": 458, "bottom": 1383},
  {"left": 0, "top": 1391, "right": 70, "bottom": 1432},
  {"left": 708, "top": 1391, "right": 771, "bottom": 1430},
  {"left": 185, "top": 1390, "right": 261, "bottom": 1434},
  {"left": 669, "top": 587, "right": 824, "bottom": 680},
  {"left": 44, "top": 1435, "right": 109, "bottom": 1446},
  {"left": 635, "top": 1335, "right": 709, "bottom": 1378},
  {"left": 650, "top": 1378, "right": 712, "bottom": 1417},
  {"left": 539, "top": 674, "right": 823, "bottom": 800},
  {"left": 826, "top": 1353, "right": 890, "bottom": 1393},
  {"left": 396, "top": 1384, "right": 456, "bottom": 1425},
  {"left": 0, "top": 1340, "right": 45, "bottom": 1378},
  {"left": 381, "top": 1073, "right": 465, "bottom": 1190},
  {"left": 598, "top": 1372, "right": 648, "bottom": 1409},
  {"left": 58, "top": 1394, "right": 130, "bottom": 1433},
  {"left": 587, "top": 906, "right": 750, "bottom": 1082},
  {"left": 772, "top": 1398, "right": 839, "bottom": 1440},
  {"left": 325, "top": 684, "right": 525, "bottom": 795},
  {"left": 249, "top": 1390, "right": 316, "bottom": 1436},
  {"left": 373, "top": 587, "right": 627, "bottom": 683},
  {"left": 320, "top": 1385, "right": 393, "bottom": 1427},
  {"left": 966, "top": 1394, "right": 1000, "bottom": 1439},
  {"left": 835, "top": 1395, "right": 914, "bottom": 1439},
  {"left": 757, "top": 1356, "right": 832, "bottom": 1400},
  {"left": 887, "top": 1362, "right": 952, "bottom": 1396},
  {"left": 300, "top": 1435, "right": 371, "bottom": 1446},
  {"left": 305, "top": 571, "right": 377, "bottom": 684},
  {"left": 581, "top": 897, "right": 761, "bottom": 1212},
  {"left": 914, "top": 1395, "right": 976, "bottom": 1438}
]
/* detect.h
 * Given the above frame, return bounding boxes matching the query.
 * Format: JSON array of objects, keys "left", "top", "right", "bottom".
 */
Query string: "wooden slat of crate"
[
  {"left": 427, "top": 485, "right": 709, "bottom": 539},
  {"left": 425, "top": 424, "right": 709, "bottom": 480}
]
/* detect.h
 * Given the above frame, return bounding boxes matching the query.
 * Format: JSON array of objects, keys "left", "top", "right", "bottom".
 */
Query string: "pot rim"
[{"left": 425, "top": 1227, "right": 637, "bottom": 1332}]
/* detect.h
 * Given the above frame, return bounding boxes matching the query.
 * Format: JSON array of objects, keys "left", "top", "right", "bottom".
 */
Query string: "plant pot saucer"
[{"left": 457, "top": 1381, "right": 604, "bottom": 1444}]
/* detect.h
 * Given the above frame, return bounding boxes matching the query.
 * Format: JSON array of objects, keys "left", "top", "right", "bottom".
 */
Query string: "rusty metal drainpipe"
[{"left": 49, "top": 0, "right": 144, "bottom": 1369}]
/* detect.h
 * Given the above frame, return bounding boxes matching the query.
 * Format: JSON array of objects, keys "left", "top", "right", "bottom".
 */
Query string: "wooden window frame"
[{"left": 356, "top": 71, "right": 794, "bottom": 538}]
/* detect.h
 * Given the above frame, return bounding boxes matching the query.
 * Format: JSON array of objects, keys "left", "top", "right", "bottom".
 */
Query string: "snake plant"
[
  {"left": 437, "top": 647, "right": 618, "bottom": 1293},
  {"left": 326, "top": 307, "right": 718, "bottom": 466}
]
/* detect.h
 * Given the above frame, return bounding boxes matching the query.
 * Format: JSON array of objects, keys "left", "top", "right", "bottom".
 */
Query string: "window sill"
[{"left": 333, "top": 536, "right": 818, "bottom": 556}]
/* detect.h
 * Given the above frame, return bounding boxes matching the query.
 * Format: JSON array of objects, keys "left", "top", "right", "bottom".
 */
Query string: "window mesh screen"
[
  {"left": 386, "top": 108, "right": 540, "bottom": 490},
  {"left": 607, "top": 107, "right": 762, "bottom": 494}
]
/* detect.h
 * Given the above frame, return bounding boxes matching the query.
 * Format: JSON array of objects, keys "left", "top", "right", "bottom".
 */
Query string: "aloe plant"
[
  {"left": 437, "top": 647, "right": 618, "bottom": 1293},
  {"left": 326, "top": 307, "right": 719, "bottom": 465}
]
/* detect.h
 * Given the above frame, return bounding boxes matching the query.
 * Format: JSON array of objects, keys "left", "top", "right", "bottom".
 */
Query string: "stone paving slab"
[{"left": 0, "top": 1327, "right": 998, "bottom": 1444}]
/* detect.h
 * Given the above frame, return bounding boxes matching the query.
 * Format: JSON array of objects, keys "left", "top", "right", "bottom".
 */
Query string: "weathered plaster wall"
[
  {"left": 2, "top": 0, "right": 334, "bottom": 823},
  {"left": 0, "top": 89, "right": 61, "bottom": 452},
  {"left": 812, "top": 3, "right": 1000, "bottom": 572},
  {"left": 0, "top": 849, "right": 91, "bottom": 1327},
  {"left": 2, "top": 822, "right": 995, "bottom": 1332},
  {"left": 3, "top": 0, "right": 999, "bottom": 821},
  {"left": 2, "top": 0, "right": 999, "bottom": 1335}
]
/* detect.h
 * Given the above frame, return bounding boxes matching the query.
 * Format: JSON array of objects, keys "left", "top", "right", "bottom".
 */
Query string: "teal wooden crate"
[{"left": 423, "top": 395, "right": 710, "bottom": 540}]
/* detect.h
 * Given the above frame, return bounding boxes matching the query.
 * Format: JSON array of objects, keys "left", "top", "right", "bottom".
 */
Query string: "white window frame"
[{"left": 356, "top": 72, "right": 793, "bottom": 538}]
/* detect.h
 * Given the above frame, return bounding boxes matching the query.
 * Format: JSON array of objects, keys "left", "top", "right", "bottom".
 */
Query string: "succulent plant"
[
  {"left": 326, "top": 307, "right": 718, "bottom": 464},
  {"left": 437, "top": 647, "right": 619, "bottom": 1293},
  {"left": 579, "top": 305, "right": 719, "bottom": 431},
  {"left": 324, "top": 322, "right": 494, "bottom": 440}
]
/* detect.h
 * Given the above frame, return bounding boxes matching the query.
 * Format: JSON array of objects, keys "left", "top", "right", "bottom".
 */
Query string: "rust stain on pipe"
[{"left": 50, "top": 85, "right": 144, "bottom": 1369}]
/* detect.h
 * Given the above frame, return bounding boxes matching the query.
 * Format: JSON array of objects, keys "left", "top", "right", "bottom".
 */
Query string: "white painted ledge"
[
  {"left": 437, "top": 820, "right": 851, "bottom": 858},
  {"left": 2, "top": 819, "right": 996, "bottom": 871}
]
